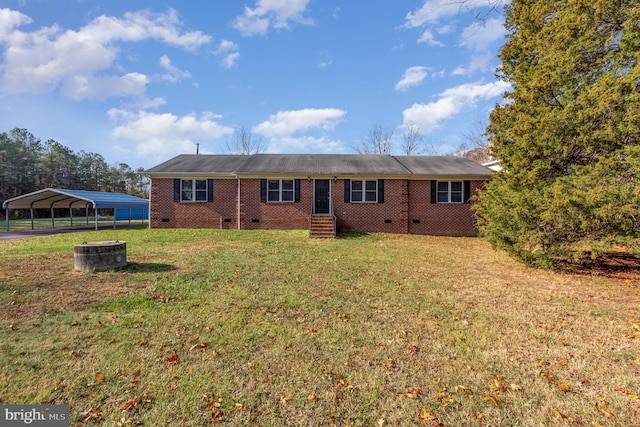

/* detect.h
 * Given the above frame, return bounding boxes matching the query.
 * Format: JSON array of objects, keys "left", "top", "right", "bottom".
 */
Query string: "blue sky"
[{"left": 0, "top": 0, "right": 509, "bottom": 169}]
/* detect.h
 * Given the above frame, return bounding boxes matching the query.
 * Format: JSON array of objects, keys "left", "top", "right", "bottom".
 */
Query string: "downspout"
[
  {"left": 148, "top": 177, "right": 152, "bottom": 230},
  {"left": 236, "top": 175, "right": 241, "bottom": 230}
]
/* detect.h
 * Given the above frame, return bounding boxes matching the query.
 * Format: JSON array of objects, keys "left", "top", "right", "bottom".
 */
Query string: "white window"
[
  {"left": 437, "top": 181, "right": 463, "bottom": 203},
  {"left": 351, "top": 180, "right": 377, "bottom": 202},
  {"left": 181, "top": 179, "right": 208, "bottom": 202},
  {"left": 268, "top": 179, "right": 294, "bottom": 202}
]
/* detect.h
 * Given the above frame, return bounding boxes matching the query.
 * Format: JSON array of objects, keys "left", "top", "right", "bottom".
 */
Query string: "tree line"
[{"left": 0, "top": 128, "right": 149, "bottom": 206}]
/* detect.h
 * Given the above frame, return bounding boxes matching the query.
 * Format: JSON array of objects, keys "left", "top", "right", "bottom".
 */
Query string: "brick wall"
[
  {"left": 333, "top": 179, "right": 409, "bottom": 233},
  {"left": 151, "top": 176, "right": 484, "bottom": 236},
  {"left": 240, "top": 179, "right": 311, "bottom": 230},
  {"left": 407, "top": 180, "right": 482, "bottom": 236},
  {"left": 150, "top": 178, "right": 238, "bottom": 229}
]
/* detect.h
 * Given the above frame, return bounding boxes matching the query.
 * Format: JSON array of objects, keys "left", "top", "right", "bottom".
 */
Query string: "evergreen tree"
[
  {"left": 476, "top": 0, "right": 640, "bottom": 266},
  {"left": 0, "top": 129, "right": 44, "bottom": 200}
]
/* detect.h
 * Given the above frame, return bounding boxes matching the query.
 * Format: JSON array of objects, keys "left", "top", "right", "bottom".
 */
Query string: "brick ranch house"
[{"left": 145, "top": 154, "right": 492, "bottom": 237}]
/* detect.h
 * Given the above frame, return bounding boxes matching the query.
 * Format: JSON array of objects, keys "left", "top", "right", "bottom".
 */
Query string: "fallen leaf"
[
  {"left": 417, "top": 408, "right": 434, "bottom": 424},
  {"left": 398, "top": 388, "right": 420, "bottom": 399},
  {"left": 166, "top": 349, "right": 180, "bottom": 365},
  {"left": 595, "top": 398, "right": 615, "bottom": 418},
  {"left": 483, "top": 394, "right": 502, "bottom": 405},
  {"left": 558, "top": 381, "right": 571, "bottom": 394},
  {"left": 600, "top": 408, "right": 615, "bottom": 418},
  {"left": 189, "top": 342, "right": 209, "bottom": 351},
  {"left": 122, "top": 397, "right": 140, "bottom": 411},
  {"left": 95, "top": 374, "right": 105, "bottom": 382}
]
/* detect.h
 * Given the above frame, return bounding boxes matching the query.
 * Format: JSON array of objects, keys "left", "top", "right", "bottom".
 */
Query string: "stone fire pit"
[{"left": 74, "top": 240, "right": 127, "bottom": 272}]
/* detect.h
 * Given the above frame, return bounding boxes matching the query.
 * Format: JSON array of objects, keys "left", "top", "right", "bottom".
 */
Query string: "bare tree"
[
  {"left": 353, "top": 124, "right": 394, "bottom": 154},
  {"left": 224, "top": 126, "right": 265, "bottom": 155},
  {"left": 399, "top": 123, "right": 424, "bottom": 155},
  {"left": 454, "top": 118, "right": 492, "bottom": 162}
]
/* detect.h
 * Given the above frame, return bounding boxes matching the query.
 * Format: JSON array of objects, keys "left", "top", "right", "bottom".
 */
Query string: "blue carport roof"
[{"left": 2, "top": 188, "right": 149, "bottom": 210}]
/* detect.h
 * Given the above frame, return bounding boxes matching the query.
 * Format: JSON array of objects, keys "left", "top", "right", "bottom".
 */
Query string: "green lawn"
[{"left": 0, "top": 229, "right": 638, "bottom": 426}]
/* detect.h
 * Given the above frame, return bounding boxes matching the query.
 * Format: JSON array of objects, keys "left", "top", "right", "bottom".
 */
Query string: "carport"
[{"left": 3, "top": 188, "right": 149, "bottom": 231}]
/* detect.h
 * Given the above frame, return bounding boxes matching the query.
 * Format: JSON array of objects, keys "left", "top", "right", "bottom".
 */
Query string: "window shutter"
[
  {"left": 344, "top": 179, "right": 351, "bottom": 203},
  {"left": 260, "top": 179, "right": 267, "bottom": 202},
  {"left": 430, "top": 180, "right": 437, "bottom": 204},
  {"left": 207, "top": 179, "right": 214, "bottom": 202},
  {"left": 294, "top": 179, "right": 301, "bottom": 203},
  {"left": 464, "top": 180, "right": 471, "bottom": 204},
  {"left": 173, "top": 179, "right": 180, "bottom": 202},
  {"left": 377, "top": 179, "right": 384, "bottom": 203}
]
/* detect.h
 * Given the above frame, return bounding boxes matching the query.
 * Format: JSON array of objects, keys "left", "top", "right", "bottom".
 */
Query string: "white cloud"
[
  {"left": 266, "top": 136, "right": 345, "bottom": 153},
  {"left": 459, "top": 18, "right": 505, "bottom": 51},
  {"left": 402, "top": 81, "right": 509, "bottom": 131},
  {"left": 158, "top": 55, "right": 191, "bottom": 82},
  {"left": 406, "top": 0, "right": 507, "bottom": 28},
  {"left": 395, "top": 66, "right": 430, "bottom": 91},
  {"left": 417, "top": 30, "right": 444, "bottom": 46},
  {"left": 253, "top": 108, "right": 346, "bottom": 138},
  {"left": 0, "top": 8, "right": 31, "bottom": 41},
  {"left": 215, "top": 39, "right": 239, "bottom": 54},
  {"left": 0, "top": 8, "right": 210, "bottom": 99},
  {"left": 451, "top": 51, "right": 494, "bottom": 76},
  {"left": 62, "top": 72, "right": 148, "bottom": 100},
  {"left": 220, "top": 52, "right": 240, "bottom": 69},
  {"left": 453, "top": 18, "right": 505, "bottom": 75},
  {"left": 109, "top": 109, "right": 233, "bottom": 157},
  {"left": 232, "top": 0, "right": 313, "bottom": 36},
  {"left": 214, "top": 39, "right": 240, "bottom": 68}
]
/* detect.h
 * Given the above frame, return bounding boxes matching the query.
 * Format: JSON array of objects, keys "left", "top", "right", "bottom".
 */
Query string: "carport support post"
[
  {"left": 5, "top": 207, "right": 8, "bottom": 231},
  {"left": 94, "top": 207, "right": 98, "bottom": 231},
  {"left": 51, "top": 207, "right": 55, "bottom": 229},
  {"left": 30, "top": 208, "right": 34, "bottom": 230},
  {"left": 70, "top": 207, "right": 73, "bottom": 226}
]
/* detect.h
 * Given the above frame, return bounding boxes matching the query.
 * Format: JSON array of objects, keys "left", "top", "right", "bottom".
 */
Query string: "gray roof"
[
  {"left": 3, "top": 188, "right": 149, "bottom": 209},
  {"left": 146, "top": 154, "right": 492, "bottom": 178},
  {"left": 235, "top": 154, "right": 411, "bottom": 175},
  {"left": 145, "top": 154, "right": 247, "bottom": 175},
  {"left": 394, "top": 156, "right": 493, "bottom": 176}
]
